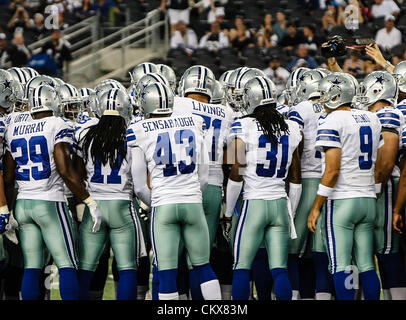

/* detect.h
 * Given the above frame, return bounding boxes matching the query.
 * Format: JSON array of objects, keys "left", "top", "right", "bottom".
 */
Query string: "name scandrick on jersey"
[
  {"left": 13, "top": 121, "right": 45, "bottom": 136},
  {"left": 192, "top": 101, "right": 226, "bottom": 118},
  {"left": 142, "top": 116, "right": 196, "bottom": 133}
]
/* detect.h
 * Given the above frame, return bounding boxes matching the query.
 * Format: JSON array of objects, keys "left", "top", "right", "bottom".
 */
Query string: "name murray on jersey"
[
  {"left": 12, "top": 121, "right": 46, "bottom": 136},
  {"left": 141, "top": 116, "right": 196, "bottom": 133}
]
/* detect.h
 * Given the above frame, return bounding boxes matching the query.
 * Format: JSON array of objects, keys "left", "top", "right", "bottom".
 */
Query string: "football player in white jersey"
[
  {"left": 287, "top": 69, "right": 333, "bottom": 300},
  {"left": 393, "top": 124, "right": 406, "bottom": 233},
  {"left": 308, "top": 73, "right": 383, "bottom": 300},
  {"left": 3, "top": 84, "right": 102, "bottom": 300},
  {"left": 74, "top": 88, "right": 142, "bottom": 300},
  {"left": 225, "top": 76, "right": 301, "bottom": 300},
  {"left": 127, "top": 82, "right": 221, "bottom": 300},
  {"left": 354, "top": 71, "right": 406, "bottom": 300},
  {"left": 172, "top": 65, "right": 234, "bottom": 299}
]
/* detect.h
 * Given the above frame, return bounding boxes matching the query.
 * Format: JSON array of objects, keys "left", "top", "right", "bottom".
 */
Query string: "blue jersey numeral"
[
  {"left": 256, "top": 134, "right": 289, "bottom": 178},
  {"left": 10, "top": 136, "right": 51, "bottom": 181},
  {"left": 193, "top": 113, "right": 222, "bottom": 162},
  {"left": 359, "top": 126, "right": 373, "bottom": 170},
  {"left": 91, "top": 155, "right": 123, "bottom": 184},
  {"left": 153, "top": 129, "right": 196, "bottom": 177}
]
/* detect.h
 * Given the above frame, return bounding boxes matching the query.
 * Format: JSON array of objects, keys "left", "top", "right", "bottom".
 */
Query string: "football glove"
[
  {"left": 221, "top": 217, "right": 232, "bottom": 242},
  {"left": 0, "top": 212, "right": 10, "bottom": 234},
  {"left": 83, "top": 196, "right": 102, "bottom": 232}
]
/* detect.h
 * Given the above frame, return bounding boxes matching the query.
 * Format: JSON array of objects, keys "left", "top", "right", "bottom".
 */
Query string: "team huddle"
[{"left": 0, "top": 59, "right": 405, "bottom": 301}]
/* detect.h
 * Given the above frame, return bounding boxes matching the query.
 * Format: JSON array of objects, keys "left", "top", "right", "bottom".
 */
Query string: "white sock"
[
  {"left": 390, "top": 287, "right": 406, "bottom": 300},
  {"left": 383, "top": 289, "right": 392, "bottom": 300},
  {"left": 179, "top": 293, "right": 188, "bottom": 300},
  {"left": 159, "top": 292, "right": 179, "bottom": 300},
  {"left": 220, "top": 284, "right": 232, "bottom": 300},
  {"left": 137, "top": 286, "right": 147, "bottom": 300},
  {"left": 200, "top": 279, "right": 221, "bottom": 300},
  {"left": 315, "top": 292, "right": 332, "bottom": 300},
  {"left": 292, "top": 290, "right": 300, "bottom": 300}
]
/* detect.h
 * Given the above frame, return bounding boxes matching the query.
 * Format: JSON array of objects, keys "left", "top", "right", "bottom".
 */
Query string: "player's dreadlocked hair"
[
  {"left": 81, "top": 115, "right": 127, "bottom": 168},
  {"left": 243, "top": 103, "right": 289, "bottom": 143}
]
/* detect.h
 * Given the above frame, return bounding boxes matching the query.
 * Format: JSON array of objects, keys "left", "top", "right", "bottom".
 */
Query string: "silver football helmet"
[
  {"left": 179, "top": 65, "right": 215, "bottom": 100},
  {"left": 157, "top": 64, "right": 177, "bottom": 92},
  {"left": 225, "top": 67, "right": 250, "bottom": 107},
  {"left": 211, "top": 80, "right": 225, "bottom": 104},
  {"left": 286, "top": 67, "right": 310, "bottom": 107},
  {"left": 0, "top": 70, "right": 16, "bottom": 111},
  {"left": 100, "top": 78, "right": 126, "bottom": 91},
  {"left": 94, "top": 82, "right": 122, "bottom": 101},
  {"left": 319, "top": 73, "right": 357, "bottom": 110},
  {"left": 57, "top": 83, "right": 83, "bottom": 121},
  {"left": 52, "top": 77, "right": 65, "bottom": 88},
  {"left": 99, "top": 88, "right": 132, "bottom": 123},
  {"left": 24, "top": 75, "right": 58, "bottom": 105},
  {"left": 8, "top": 67, "right": 30, "bottom": 87},
  {"left": 22, "top": 67, "right": 39, "bottom": 79},
  {"left": 277, "top": 90, "right": 289, "bottom": 106},
  {"left": 243, "top": 76, "right": 277, "bottom": 115},
  {"left": 79, "top": 88, "right": 98, "bottom": 118},
  {"left": 139, "top": 83, "right": 174, "bottom": 118},
  {"left": 130, "top": 62, "right": 158, "bottom": 86},
  {"left": 233, "top": 68, "right": 266, "bottom": 110},
  {"left": 29, "top": 84, "right": 61, "bottom": 115},
  {"left": 355, "top": 71, "right": 398, "bottom": 110},
  {"left": 12, "top": 81, "right": 25, "bottom": 112},
  {"left": 219, "top": 70, "right": 233, "bottom": 88},
  {"left": 294, "top": 69, "right": 328, "bottom": 104},
  {"left": 393, "top": 61, "right": 406, "bottom": 94},
  {"left": 135, "top": 73, "right": 169, "bottom": 109}
]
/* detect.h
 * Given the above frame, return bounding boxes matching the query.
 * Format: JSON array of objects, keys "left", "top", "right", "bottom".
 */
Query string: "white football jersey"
[
  {"left": 172, "top": 96, "right": 234, "bottom": 186},
  {"left": 396, "top": 99, "right": 406, "bottom": 122},
  {"left": 127, "top": 114, "right": 207, "bottom": 207},
  {"left": 4, "top": 112, "right": 32, "bottom": 127},
  {"left": 289, "top": 101, "right": 324, "bottom": 178},
  {"left": 76, "top": 128, "right": 133, "bottom": 201},
  {"left": 5, "top": 116, "right": 74, "bottom": 201},
  {"left": 276, "top": 104, "right": 290, "bottom": 118},
  {"left": 130, "top": 113, "right": 145, "bottom": 125},
  {"left": 228, "top": 117, "right": 302, "bottom": 201},
  {"left": 375, "top": 106, "right": 405, "bottom": 177},
  {"left": 315, "top": 109, "right": 383, "bottom": 200}
]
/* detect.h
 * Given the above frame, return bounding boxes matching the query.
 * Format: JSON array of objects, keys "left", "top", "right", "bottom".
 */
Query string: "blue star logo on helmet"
[
  {"left": 330, "top": 78, "right": 342, "bottom": 86},
  {"left": 375, "top": 75, "right": 387, "bottom": 84}
]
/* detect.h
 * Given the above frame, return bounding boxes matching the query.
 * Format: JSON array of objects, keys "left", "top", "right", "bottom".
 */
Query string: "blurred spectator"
[
  {"left": 375, "top": 15, "right": 401, "bottom": 50},
  {"left": 279, "top": 22, "right": 305, "bottom": 53},
  {"left": 74, "top": 0, "right": 95, "bottom": 20},
  {"left": 8, "top": 0, "right": 26, "bottom": 12},
  {"left": 263, "top": 55, "right": 289, "bottom": 95},
  {"left": 273, "top": 12, "right": 288, "bottom": 40},
  {"left": 231, "top": 24, "right": 255, "bottom": 54},
  {"left": 199, "top": 21, "right": 229, "bottom": 52},
  {"left": 8, "top": 32, "right": 31, "bottom": 67},
  {"left": 0, "top": 33, "right": 10, "bottom": 69},
  {"left": 170, "top": 20, "right": 198, "bottom": 56},
  {"left": 7, "top": 5, "right": 30, "bottom": 34},
  {"left": 27, "top": 13, "right": 46, "bottom": 41},
  {"left": 94, "top": 0, "right": 120, "bottom": 18},
  {"left": 229, "top": 16, "right": 253, "bottom": 43},
  {"left": 371, "top": 0, "right": 399, "bottom": 19},
  {"left": 343, "top": 49, "right": 366, "bottom": 78},
  {"left": 303, "top": 24, "right": 323, "bottom": 52},
  {"left": 41, "top": 29, "right": 72, "bottom": 80},
  {"left": 257, "top": 22, "right": 278, "bottom": 51},
  {"left": 322, "top": 4, "right": 338, "bottom": 32},
  {"left": 160, "top": 0, "right": 190, "bottom": 35},
  {"left": 207, "top": 0, "right": 225, "bottom": 24},
  {"left": 56, "top": 13, "right": 70, "bottom": 30},
  {"left": 287, "top": 44, "right": 318, "bottom": 71}
]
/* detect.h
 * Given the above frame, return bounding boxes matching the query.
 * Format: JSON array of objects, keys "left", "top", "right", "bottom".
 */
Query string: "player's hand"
[
  {"left": 393, "top": 211, "right": 404, "bottom": 234},
  {"left": 0, "top": 213, "right": 10, "bottom": 234},
  {"left": 84, "top": 197, "right": 102, "bottom": 232},
  {"left": 221, "top": 217, "right": 232, "bottom": 241},
  {"left": 308, "top": 208, "right": 320, "bottom": 233},
  {"left": 365, "top": 44, "right": 386, "bottom": 67}
]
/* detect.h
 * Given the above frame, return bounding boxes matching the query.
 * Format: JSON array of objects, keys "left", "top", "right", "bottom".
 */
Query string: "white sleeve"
[
  {"left": 199, "top": 34, "right": 208, "bottom": 48},
  {"left": 189, "top": 31, "right": 198, "bottom": 50},
  {"left": 170, "top": 32, "right": 181, "bottom": 48},
  {"left": 131, "top": 147, "right": 151, "bottom": 207},
  {"left": 390, "top": 0, "right": 400, "bottom": 12},
  {"left": 220, "top": 33, "right": 229, "bottom": 48}
]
